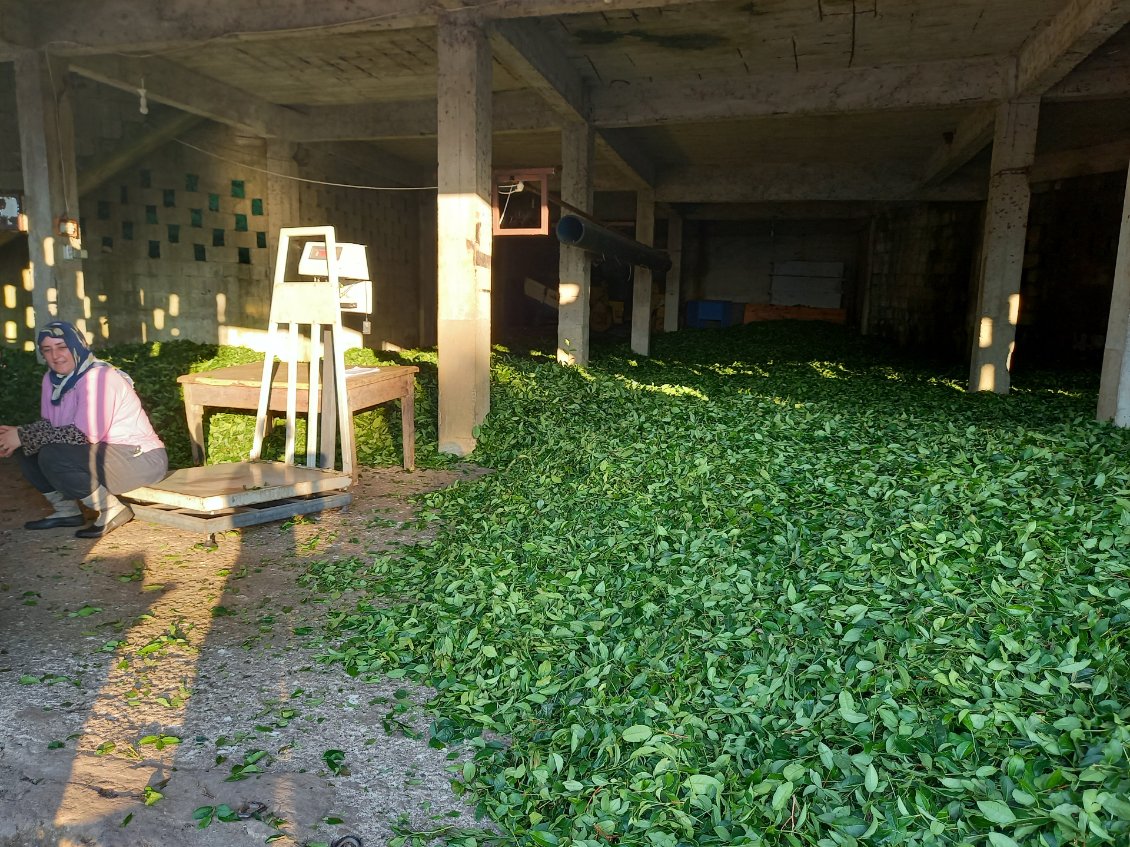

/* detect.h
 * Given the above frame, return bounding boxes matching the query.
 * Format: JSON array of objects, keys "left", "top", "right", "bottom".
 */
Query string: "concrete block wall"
[
  {"left": 0, "top": 76, "right": 427, "bottom": 352},
  {"left": 78, "top": 113, "right": 274, "bottom": 346},
  {"left": 0, "top": 64, "right": 30, "bottom": 344},
  {"left": 296, "top": 148, "right": 424, "bottom": 351},
  {"left": 866, "top": 203, "right": 982, "bottom": 361},
  {"left": 686, "top": 219, "right": 863, "bottom": 308},
  {"left": 0, "top": 64, "right": 19, "bottom": 188}
]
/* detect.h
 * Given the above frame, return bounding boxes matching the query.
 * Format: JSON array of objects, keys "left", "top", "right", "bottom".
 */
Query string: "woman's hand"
[{"left": 0, "top": 425, "right": 22, "bottom": 458}]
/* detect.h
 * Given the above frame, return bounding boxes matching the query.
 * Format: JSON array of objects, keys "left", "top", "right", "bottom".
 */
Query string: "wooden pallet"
[{"left": 124, "top": 462, "right": 353, "bottom": 536}]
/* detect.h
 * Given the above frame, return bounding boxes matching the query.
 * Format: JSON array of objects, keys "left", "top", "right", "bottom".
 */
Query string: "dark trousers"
[{"left": 18, "top": 444, "right": 168, "bottom": 500}]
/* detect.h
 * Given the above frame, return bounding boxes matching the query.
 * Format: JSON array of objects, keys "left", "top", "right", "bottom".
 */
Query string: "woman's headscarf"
[{"left": 37, "top": 321, "right": 106, "bottom": 405}]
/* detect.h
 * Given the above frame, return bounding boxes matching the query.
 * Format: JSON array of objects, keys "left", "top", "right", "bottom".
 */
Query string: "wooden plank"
[
  {"left": 130, "top": 492, "right": 352, "bottom": 533},
  {"left": 124, "top": 462, "right": 352, "bottom": 512}
]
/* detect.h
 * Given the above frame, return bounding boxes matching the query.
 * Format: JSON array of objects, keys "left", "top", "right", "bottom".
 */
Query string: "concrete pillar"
[
  {"left": 418, "top": 194, "right": 438, "bottom": 348},
  {"left": 436, "top": 16, "right": 492, "bottom": 456},
  {"left": 558, "top": 122, "right": 593, "bottom": 365},
  {"left": 1097, "top": 161, "right": 1130, "bottom": 425},
  {"left": 631, "top": 190, "right": 655, "bottom": 356},
  {"left": 663, "top": 214, "right": 683, "bottom": 332},
  {"left": 968, "top": 99, "right": 1040, "bottom": 394},
  {"left": 859, "top": 216, "right": 878, "bottom": 335},
  {"left": 14, "top": 51, "right": 86, "bottom": 335}
]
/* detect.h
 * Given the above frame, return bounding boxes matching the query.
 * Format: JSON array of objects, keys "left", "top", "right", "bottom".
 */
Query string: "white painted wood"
[
  {"left": 558, "top": 122, "right": 594, "bottom": 366},
  {"left": 436, "top": 15, "right": 492, "bottom": 456},
  {"left": 631, "top": 190, "right": 654, "bottom": 357},
  {"left": 130, "top": 491, "right": 352, "bottom": 534},
  {"left": 1097, "top": 159, "right": 1130, "bottom": 424},
  {"left": 968, "top": 99, "right": 1040, "bottom": 394}
]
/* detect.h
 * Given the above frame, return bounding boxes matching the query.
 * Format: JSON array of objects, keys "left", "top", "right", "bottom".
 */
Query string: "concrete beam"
[
  {"left": 1015, "top": 0, "right": 1130, "bottom": 95},
  {"left": 32, "top": 0, "right": 720, "bottom": 54},
  {"left": 489, "top": 20, "right": 655, "bottom": 189},
  {"left": 923, "top": 0, "right": 1130, "bottom": 187},
  {"left": 1029, "top": 139, "right": 1130, "bottom": 183},
  {"left": 922, "top": 105, "right": 997, "bottom": 186},
  {"left": 592, "top": 58, "right": 1012, "bottom": 127},
  {"left": 280, "top": 91, "right": 559, "bottom": 141},
  {"left": 489, "top": 19, "right": 589, "bottom": 123},
  {"left": 68, "top": 54, "right": 297, "bottom": 138},
  {"left": 1045, "top": 57, "right": 1130, "bottom": 101},
  {"left": 0, "top": 1, "right": 33, "bottom": 58},
  {"left": 299, "top": 141, "right": 435, "bottom": 191},
  {"left": 596, "top": 130, "right": 655, "bottom": 190},
  {"left": 656, "top": 164, "right": 923, "bottom": 204},
  {"left": 78, "top": 110, "right": 207, "bottom": 196},
  {"left": 676, "top": 202, "right": 875, "bottom": 220}
]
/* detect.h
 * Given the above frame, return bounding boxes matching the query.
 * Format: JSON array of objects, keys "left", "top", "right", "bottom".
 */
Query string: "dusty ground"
[{"left": 0, "top": 458, "right": 491, "bottom": 847}]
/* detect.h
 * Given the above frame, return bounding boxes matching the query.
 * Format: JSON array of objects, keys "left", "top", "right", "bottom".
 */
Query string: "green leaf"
[
  {"left": 864, "top": 763, "right": 879, "bottom": 793},
  {"left": 621, "top": 725, "right": 653, "bottom": 743},
  {"left": 771, "top": 780, "right": 794, "bottom": 811},
  {"left": 977, "top": 800, "right": 1018, "bottom": 825},
  {"left": 987, "top": 834, "right": 1020, "bottom": 847}
]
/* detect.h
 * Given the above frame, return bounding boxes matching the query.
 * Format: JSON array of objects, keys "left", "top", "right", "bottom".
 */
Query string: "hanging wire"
[{"left": 173, "top": 138, "right": 437, "bottom": 191}]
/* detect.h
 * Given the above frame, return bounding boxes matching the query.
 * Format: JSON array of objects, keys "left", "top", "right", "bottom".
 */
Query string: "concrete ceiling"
[{"left": 3, "top": 0, "right": 1130, "bottom": 209}]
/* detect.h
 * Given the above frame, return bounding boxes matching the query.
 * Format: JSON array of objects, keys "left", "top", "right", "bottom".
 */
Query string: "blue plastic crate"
[{"left": 686, "top": 299, "right": 736, "bottom": 328}]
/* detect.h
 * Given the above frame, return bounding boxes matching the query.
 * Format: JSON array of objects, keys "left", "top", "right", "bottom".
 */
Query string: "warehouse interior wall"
[{"left": 0, "top": 77, "right": 427, "bottom": 353}]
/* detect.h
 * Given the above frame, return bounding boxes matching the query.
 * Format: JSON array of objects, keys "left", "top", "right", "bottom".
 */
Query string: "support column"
[
  {"left": 631, "top": 190, "right": 655, "bottom": 356},
  {"left": 859, "top": 216, "right": 878, "bottom": 335},
  {"left": 558, "top": 122, "right": 593, "bottom": 365},
  {"left": 663, "top": 214, "right": 683, "bottom": 332},
  {"left": 436, "top": 16, "right": 492, "bottom": 456},
  {"left": 1097, "top": 160, "right": 1130, "bottom": 425},
  {"left": 418, "top": 195, "right": 438, "bottom": 348},
  {"left": 968, "top": 99, "right": 1040, "bottom": 394},
  {"left": 14, "top": 51, "right": 86, "bottom": 335}
]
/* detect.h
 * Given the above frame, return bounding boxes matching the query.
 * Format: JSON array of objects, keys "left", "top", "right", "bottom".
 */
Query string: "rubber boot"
[
  {"left": 75, "top": 486, "right": 134, "bottom": 539},
  {"left": 24, "top": 490, "right": 85, "bottom": 530}
]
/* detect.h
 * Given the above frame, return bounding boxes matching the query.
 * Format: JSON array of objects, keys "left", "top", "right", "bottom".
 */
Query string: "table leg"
[
  {"left": 182, "top": 389, "right": 206, "bottom": 466},
  {"left": 401, "top": 377, "right": 416, "bottom": 472}
]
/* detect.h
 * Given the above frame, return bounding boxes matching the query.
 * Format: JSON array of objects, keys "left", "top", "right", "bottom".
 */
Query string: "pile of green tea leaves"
[
  {"left": 0, "top": 340, "right": 443, "bottom": 470},
  {"left": 306, "top": 323, "right": 1130, "bottom": 847}
]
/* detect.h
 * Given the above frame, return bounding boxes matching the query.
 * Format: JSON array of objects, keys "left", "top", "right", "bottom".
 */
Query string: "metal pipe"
[{"left": 556, "top": 214, "right": 672, "bottom": 273}]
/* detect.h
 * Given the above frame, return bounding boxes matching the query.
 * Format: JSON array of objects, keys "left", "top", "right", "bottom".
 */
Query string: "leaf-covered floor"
[
  {"left": 4, "top": 322, "right": 1127, "bottom": 846},
  {"left": 305, "top": 324, "right": 1130, "bottom": 847}
]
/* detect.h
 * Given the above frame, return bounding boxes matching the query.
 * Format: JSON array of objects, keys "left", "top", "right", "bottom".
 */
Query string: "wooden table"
[{"left": 177, "top": 362, "right": 418, "bottom": 471}]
